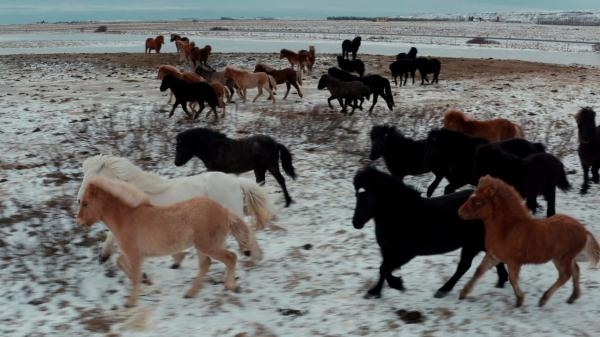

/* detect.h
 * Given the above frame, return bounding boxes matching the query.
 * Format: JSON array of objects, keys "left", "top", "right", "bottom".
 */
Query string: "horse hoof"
[
  {"left": 434, "top": 290, "right": 449, "bottom": 298},
  {"left": 170, "top": 263, "right": 180, "bottom": 269},
  {"left": 364, "top": 292, "right": 381, "bottom": 299}
]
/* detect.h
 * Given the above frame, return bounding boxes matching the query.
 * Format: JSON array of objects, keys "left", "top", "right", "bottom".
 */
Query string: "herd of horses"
[{"left": 73, "top": 32, "right": 600, "bottom": 309}]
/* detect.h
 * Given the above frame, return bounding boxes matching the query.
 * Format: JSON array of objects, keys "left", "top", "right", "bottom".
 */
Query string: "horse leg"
[
  {"left": 268, "top": 165, "right": 293, "bottom": 207},
  {"left": 539, "top": 258, "right": 572, "bottom": 307},
  {"left": 385, "top": 256, "right": 412, "bottom": 292},
  {"left": 184, "top": 252, "right": 211, "bottom": 298},
  {"left": 180, "top": 101, "right": 193, "bottom": 119},
  {"left": 253, "top": 85, "right": 263, "bottom": 103},
  {"left": 443, "top": 182, "right": 458, "bottom": 195},
  {"left": 544, "top": 187, "right": 556, "bottom": 217},
  {"left": 494, "top": 263, "right": 509, "bottom": 288},
  {"left": 283, "top": 82, "right": 291, "bottom": 100},
  {"left": 327, "top": 96, "right": 335, "bottom": 109},
  {"left": 426, "top": 174, "right": 444, "bottom": 197},
  {"left": 435, "top": 248, "right": 479, "bottom": 298},
  {"left": 170, "top": 251, "right": 187, "bottom": 269},
  {"left": 526, "top": 196, "right": 539, "bottom": 214},
  {"left": 365, "top": 257, "right": 398, "bottom": 299},
  {"left": 339, "top": 98, "right": 347, "bottom": 113},
  {"left": 99, "top": 231, "right": 117, "bottom": 264},
  {"left": 194, "top": 101, "right": 206, "bottom": 120},
  {"left": 581, "top": 163, "right": 590, "bottom": 194},
  {"left": 253, "top": 167, "right": 267, "bottom": 185},
  {"left": 167, "top": 90, "right": 174, "bottom": 104},
  {"left": 119, "top": 252, "right": 143, "bottom": 307},
  {"left": 207, "top": 249, "right": 239, "bottom": 291},
  {"left": 567, "top": 261, "right": 581, "bottom": 304},
  {"left": 168, "top": 101, "right": 179, "bottom": 118},
  {"left": 459, "top": 254, "right": 498, "bottom": 300},
  {"left": 505, "top": 263, "right": 526, "bottom": 307},
  {"left": 292, "top": 81, "right": 303, "bottom": 98},
  {"left": 368, "top": 94, "right": 378, "bottom": 114},
  {"left": 592, "top": 164, "right": 600, "bottom": 183}
]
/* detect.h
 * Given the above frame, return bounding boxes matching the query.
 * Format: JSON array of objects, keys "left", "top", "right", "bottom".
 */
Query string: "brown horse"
[
  {"left": 279, "top": 48, "right": 309, "bottom": 72},
  {"left": 224, "top": 66, "right": 276, "bottom": 103},
  {"left": 458, "top": 175, "right": 600, "bottom": 307},
  {"left": 145, "top": 35, "right": 164, "bottom": 54},
  {"left": 307, "top": 45, "right": 316, "bottom": 71},
  {"left": 76, "top": 176, "right": 262, "bottom": 307},
  {"left": 254, "top": 63, "right": 302, "bottom": 99},
  {"left": 157, "top": 64, "right": 205, "bottom": 103},
  {"left": 443, "top": 109, "right": 525, "bottom": 142},
  {"left": 209, "top": 81, "right": 228, "bottom": 115},
  {"left": 190, "top": 44, "right": 212, "bottom": 67}
]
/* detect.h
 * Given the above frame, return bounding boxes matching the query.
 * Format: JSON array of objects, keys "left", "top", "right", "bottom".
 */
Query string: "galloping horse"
[
  {"left": 145, "top": 35, "right": 164, "bottom": 54},
  {"left": 254, "top": 63, "right": 303, "bottom": 99},
  {"left": 224, "top": 66, "right": 276, "bottom": 103},
  {"left": 279, "top": 49, "right": 310, "bottom": 72}
]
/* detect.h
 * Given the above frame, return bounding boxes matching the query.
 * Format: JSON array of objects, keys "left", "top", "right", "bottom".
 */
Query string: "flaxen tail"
[
  {"left": 238, "top": 177, "right": 276, "bottom": 230},
  {"left": 228, "top": 212, "right": 263, "bottom": 263},
  {"left": 584, "top": 231, "right": 600, "bottom": 266},
  {"left": 277, "top": 143, "right": 296, "bottom": 179}
]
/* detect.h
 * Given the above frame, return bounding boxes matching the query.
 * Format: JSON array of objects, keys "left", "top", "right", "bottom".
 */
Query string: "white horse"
[{"left": 77, "top": 155, "right": 275, "bottom": 267}]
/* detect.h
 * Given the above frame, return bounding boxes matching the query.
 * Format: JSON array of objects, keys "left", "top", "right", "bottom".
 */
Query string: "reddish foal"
[
  {"left": 458, "top": 175, "right": 600, "bottom": 307},
  {"left": 443, "top": 109, "right": 525, "bottom": 142},
  {"left": 279, "top": 48, "right": 309, "bottom": 72},
  {"left": 145, "top": 35, "right": 164, "bottom": 54}
]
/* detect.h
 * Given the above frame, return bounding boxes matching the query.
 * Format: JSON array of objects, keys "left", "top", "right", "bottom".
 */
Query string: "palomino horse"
[
  {"left": 458, "top": 175, "right": 600, "bottom": 307},
  {"left": 224, "top": 66, "right": 276, "bottom": 103},
  {"left": 443, "top": 109, "right": 525, "bottom": 142},
  {"left": 145, "top": 35, "right": 164, "bottom": 53},
  {"left": 77, "top": 176, "right": 262, "bottom": 307},
  {"left": 77, "top": 155, "right": 274, "bottom": 265},
  {"left": 279, "top": 49, "right": 309, "bottom": 72}
]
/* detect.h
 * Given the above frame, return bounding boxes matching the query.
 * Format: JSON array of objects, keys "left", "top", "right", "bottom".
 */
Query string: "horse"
[
  {"left": 145, "top": 35, "right": 164, "bottom": 54},
  {"left": 389, "top": 59, "right": 417, "bottom": 86},
  {"left": 352, "top": 167, "right": 508, "bottom": 299},
  {"left": 159, "top": 74, "right": 219, "bottom": 120},
  {"left": 327, "top": 67, "right": 394, "bottom": 112},
  {"left": 444, "top": 109, "right": 525, "bottom": 142},
  {"left": 396, "top": 46, "right": 418, "bottom": 60},
  {"left": 224, "top": 66, "right": 276, "bottom": 103},
  {"left": 307, "top": 46, "right": 316, "bottom": 71},
  {"left": 170, "top": 33, "right": 189, "bottom": 43},
  {"left": 254, "top": 63, "right": 302, "bottom": 100},
  {"left": 190, "top": 44, "right": 212, "bottom": 68},
  {"left": 317, "top": 74, "right": 371, "bottom": 114},
  {"left": 574, "top": 107, "right": 600, "bottom": 194},
  {"left": 76, "top": 176, "right": 262, "bottom": 307},
  {"left": 474, "top": 142, "right": 569, "bottom": 217},
  {"left": 342, "top": 36, "right": 361, "bottom": 60},
  {"left": 157, "top": 64, "right": 205, "bottom": 104},
  {"left": 458, "top": 175, "right": 600, "bottom": 307},
  {"left": 414, "top": 57, "right": 441, "bottom": 84},
  {"left": 77, "top": 155, "right": 275, "bottom": 265},
  {"left": 175, "top": 40, "right": 192, "bottom": 64},
  {"left": 196, "top": 64, "right": 235, "bottom": 103},
  {"left": 337, "top": 56, "right": 365, "bottom": 77},
  {"left": 279, "top": 49, "right": 310, "bottom": 72},
  {"left": 369, "top": 125, "right": 445, "bottom": 197},
  {"left": 174, "top": 128, "right": 296, "bottom": 207}
]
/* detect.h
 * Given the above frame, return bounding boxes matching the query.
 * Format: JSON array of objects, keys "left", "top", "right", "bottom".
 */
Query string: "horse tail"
[
  {"left": 296, "top": 69, "right": 303, "bottom": 86},
  {"left": 556, "top": 163, "right": 572, "bottom": 192},
  {"left": 238, "top": 177, "right": 276, "bottom": 230},
  {"left": 228, "top": 212, "right": 263, "bottom": 263},
  {"left": 384, "top": 78, "right": 394, "bottom": 108},
  {"left": 278, "top": 143, "right": 297, "bottom": 179},
  {"left": 584, "top": 231, "right": 600, "bottom": 267}
]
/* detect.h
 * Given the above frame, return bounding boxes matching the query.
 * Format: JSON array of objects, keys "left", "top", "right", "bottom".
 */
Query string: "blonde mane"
[
  {"left": 83, "top": 155, "right": 170, "bottom": 195},
  {"left": 88, "top": 175, "right": 150, "bottom": 208}
]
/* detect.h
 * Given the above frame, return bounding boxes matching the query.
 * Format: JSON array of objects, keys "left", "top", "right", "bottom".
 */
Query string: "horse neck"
[
  {"left": 93, "top": 188, "right": 138, "bottom": 235},
  {"left": 483, "top": 193, "right": 530, "bottom": 237}
]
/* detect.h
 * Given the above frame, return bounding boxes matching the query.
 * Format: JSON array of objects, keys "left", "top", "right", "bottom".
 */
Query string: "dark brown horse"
[
  {"left": 254, "top": 63, "right": 302, "bottom": 99},
  {"left": 190, "top": 45, "right": 212, "bottom": 67},
  {"left": 279, "top": 49, "right": 309, "bottom": 72},
  {"left": 145, "top": 35, "right": 164, "bottom": 54}
]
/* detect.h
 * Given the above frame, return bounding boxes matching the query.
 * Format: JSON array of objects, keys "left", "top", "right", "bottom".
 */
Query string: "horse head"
[
  {"left": 575, "top": 107, "right": 597, "bottom": 144},
  {"left": 317, "top": 75, "right": 329, "bottom": 90},
  {"left": 369, "top": 125, "right": 395, "bottom": 160},
  {"left": 159, "top": 74, "right": 176, "bottom": 92},
  {"left": 174, "top": 132, "right": 195, "bottom": 167},
  {"left": 76, "top": 180, "right": 102, "bottom": 227},
  {"left": 352, "top": 168, "right": 379, "bottom": 229}
]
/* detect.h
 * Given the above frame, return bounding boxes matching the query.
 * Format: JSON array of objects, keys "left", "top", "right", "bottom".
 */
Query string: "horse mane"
[
  {"left": 354, "top": 166, "right": 421, "bottom": 200},
  {"left": 280, "top": 48, "right": 294, "bottom": 55},
  {"left": 83, "top": 155, "right": 170, "bottom": 195},
  {"left": 478, "top": 175, "right": 530, "bottom": 220},
  {"left": 87, "top": 175, "right": 151, "bottom": 208}
]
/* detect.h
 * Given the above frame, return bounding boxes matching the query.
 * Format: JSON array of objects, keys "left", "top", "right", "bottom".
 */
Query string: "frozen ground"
[{"left": 2, "top": 38, "right": 600, "bottom": 336}]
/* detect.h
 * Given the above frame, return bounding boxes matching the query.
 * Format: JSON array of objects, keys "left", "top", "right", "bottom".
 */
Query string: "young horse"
[
  {"left": 574, "top": 107, "right": 600, "bottom": 194},
  {"left": 342, "top": 36, "right": 361, "bottom": 60},
  {"left": 254, "top": 63, "right": 303, "bottom": 99},
  {"left": 369, "top": 125, "right": 445, "bottom": 197},
  {"left": 224, "top": 66, "right": 276, "bottom": 103},
  {"left": 157, "top": 64, "right": 205, "bottom": 104},
  {"left": 352, "top": 167, "right": 507, "bottom": 299},
  {"left": 444, "top": 109, "right": 525, "bottom": 142},
  {"left": 458, "top": 176, "right": 600, "bottom": 307},
  {"left": 337, "top": 56, "right": 365, "bottom": 77},
  {"left": 159, "top": 74, "right": 219, "bottom": 120},
  {"left": 175, "top": 128, "right": 297, "bottom": 207},
  {"left": 77, "top": 176, "right": 262, "bottom": 307},
  {"left": 327, "top": 67, "right": 394, "bottom": 112},
  {"left": 279, "top": 49, "right": 309, "bottom": 72},
  {"left": 317, "top": 74, "right": 371, "bottom": 114},
  {"left": 389, "top": 59, "right": 417, "bottom": 86},
  {"left": 145, "top": 35, "right": 164, "bottom": 54},
  {"left": 396, "top": 46, "right": 418, "bottom": 60},
  {"left": 77, "top": 155, "right": 274, "bottom": 264}
]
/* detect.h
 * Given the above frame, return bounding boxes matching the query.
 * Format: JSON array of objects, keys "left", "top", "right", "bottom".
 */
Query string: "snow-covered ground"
[{"left": 2, "top": 20, "right": 600, "bottom": 336}]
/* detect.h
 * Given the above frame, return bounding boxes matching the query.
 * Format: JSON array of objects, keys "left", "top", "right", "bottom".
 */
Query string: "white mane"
[
  {"left": 82, "top": 155, "right": 171, "bottom": 195},
  {"left": 87, "top": 175, "right": 150, "bottom": 208}
]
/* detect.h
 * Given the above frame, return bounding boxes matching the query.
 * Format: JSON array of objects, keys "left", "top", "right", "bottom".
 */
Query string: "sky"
[{"left": 0, "top": 0, "right": 599, "bottom": 24}]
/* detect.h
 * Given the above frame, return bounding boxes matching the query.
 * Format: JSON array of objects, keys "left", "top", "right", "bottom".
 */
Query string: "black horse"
[
  {"left": 327, "top": 67, "right": 394, "bottom": 112},
  {"left": 337, "top": 56, "right": 365, "bottom": 77},
  {"left": 414, "top": 57, "right": 441, "bottom": 85},
  {"left": 396, "top": 46, "right": 418, "bottom": 60},
  {"left": 174, "top": 128, "right": 297, "bottom": 207},
  {"left": 159, "top": 74, "right": 219, "bottom": 120},
  {"left": 342, "top": 36, "right": 362, "bottom": 60},
  {"left": 575, "top": 107, "right": 600, "bottom": 194},
  {"left": 369, "top": 125, "right": 444, "bottom": 197},
  {"left": 352, "top": 166, "right": 508, "bottom": 299}
]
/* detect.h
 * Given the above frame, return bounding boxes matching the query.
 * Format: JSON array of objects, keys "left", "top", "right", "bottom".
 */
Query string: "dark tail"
[
  {"left": 557, "top": 164, "right": 572, "bottom": 192},
  {"left": 278, "top": 143, "right": 296, "bottom": 179},
  {"left": 383, "top": 79, "right": 394, "bottom": 109}
]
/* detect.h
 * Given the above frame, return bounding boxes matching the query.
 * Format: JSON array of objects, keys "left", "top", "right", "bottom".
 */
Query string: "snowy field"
[{"left": 2, "top": 20, "right": 600, "bottom": 337}]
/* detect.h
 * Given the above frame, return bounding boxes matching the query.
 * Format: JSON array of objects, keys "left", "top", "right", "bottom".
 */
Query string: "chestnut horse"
[
  {"left": 443, "top": 109, "right": 525, "bottom": 142},
  {"left": 190, "top": 44, "right": 212, "bottom": 67},
  {"left": 279, "top": 49, "right": 309, "bottom": 72},
  {"left": 458, "top": 175, "right": 600, "bottom": 307},
  {"left": 224, "top": 66, "right": 276, "bottom": 103},
  {"left": 145, "top": 35, "right": 164, "bottom": 54},
  {"left": 77, "top": 176, "right": 262, "bottom": 307},
  {"left": 254, "top": 63, "right": 302, "bottom": 99}
]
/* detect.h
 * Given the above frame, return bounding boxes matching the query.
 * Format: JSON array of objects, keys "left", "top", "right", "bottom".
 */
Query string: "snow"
[{"left": 2, "top": 19, "right": 600, "bottom": 337}]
